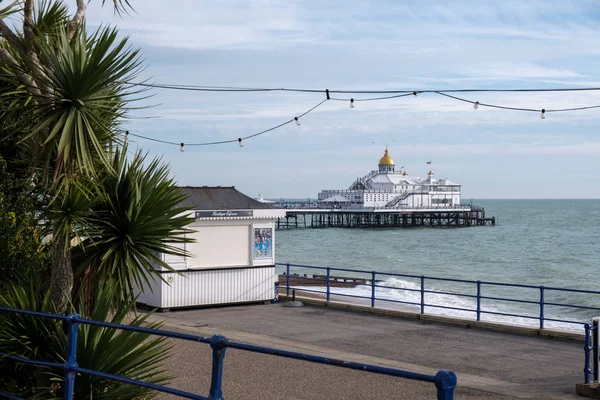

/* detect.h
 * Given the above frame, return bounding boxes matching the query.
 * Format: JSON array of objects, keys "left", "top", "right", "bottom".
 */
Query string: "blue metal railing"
[
  {"left": 0, "top": 306, "right": 457, "bottom": 400},
  {"left": 583, "top": 322, "right": 600, "bottom": 386},
  {"left": 278, "top": 262, "right": 600, "bottom": 385},
  {"left": 584, "top": 323, "right": 593, "bottom": 385},
  {"left": 278, "top": 263, "right": 600, "bottom": 331}
]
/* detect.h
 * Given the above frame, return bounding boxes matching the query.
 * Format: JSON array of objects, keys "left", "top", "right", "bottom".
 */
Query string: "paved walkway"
[{"left": 150, "top": 302, "right": 584, "bottom": 400}]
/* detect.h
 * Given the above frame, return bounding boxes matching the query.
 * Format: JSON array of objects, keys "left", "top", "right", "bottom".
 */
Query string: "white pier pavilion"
[{"left": 317, "top": 147, "right": 461, "bottom": 209}]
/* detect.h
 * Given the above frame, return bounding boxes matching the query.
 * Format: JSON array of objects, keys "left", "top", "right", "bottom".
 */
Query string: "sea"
[{"left": 275, "top": 199, "right": 600, "bottom": 332}]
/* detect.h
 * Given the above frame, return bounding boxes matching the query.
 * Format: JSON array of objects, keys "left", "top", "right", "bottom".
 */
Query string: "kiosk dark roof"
[{"left": 177, "top": 186, "right": 273, "bottom": 210}]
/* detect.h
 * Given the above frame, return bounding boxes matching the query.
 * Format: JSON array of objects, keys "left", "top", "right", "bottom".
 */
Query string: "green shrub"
[
  {"left": 0, "top": 281, "right": 171, "bottom": 399},
  {"left": 0, "top": 156, "right": 50, "bottom": 288}
]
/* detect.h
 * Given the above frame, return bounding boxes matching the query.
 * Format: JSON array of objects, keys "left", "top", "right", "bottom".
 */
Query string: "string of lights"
[
  {"left": 125, "top": 98, "right": 328, "bottom": 151},
  {"left": 121, "top": 82, "right": 600, "bottom": 149},
  {"left": 331, "top": 93, "right": 415, "bottom": 106},
  {"left": 435, "top": 92, "right": 600, "bottom": 119}
]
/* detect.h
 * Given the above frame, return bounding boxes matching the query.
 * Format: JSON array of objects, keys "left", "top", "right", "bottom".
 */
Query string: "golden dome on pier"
[
  {"left": 378, "top": 147, "right": 395, "bottom": 165},
  {"left": 428, "top": 170, "right": 434, "bottom": 175}
]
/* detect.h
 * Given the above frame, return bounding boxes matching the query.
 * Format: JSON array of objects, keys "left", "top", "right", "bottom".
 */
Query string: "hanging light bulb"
[
  {"left": 180, "top": 143, "right": 185, "bottom": 152},
  {"left": 541, "top": 109, "right": 546, "bottom": 119},
  {"left": 473, "top": 101, "right": 479, "bottom": 110},
  {"left": 124, "top": 130, "right": 129, "bottom": 140},
  {"left": 295, "top": 117, "right": 301, "bottom": 126},
  {"left": 350, "top": 98, "right": 355, "bottom": 108},
  {"left": 413, "top": 91, "right": 418, "bottom": 97},
  {"left": 238, "top": 138, "right": 244, "bottom": 147}
]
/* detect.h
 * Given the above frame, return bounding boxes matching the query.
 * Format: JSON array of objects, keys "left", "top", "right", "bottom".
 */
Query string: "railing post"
[
  {"left": 593, "top": 319, "right": 599, "bottom": 382},
  {"left": 209, "top": 334, "right": 228, "bottom": 400},
  {"left": 371, "top": 271, "right": 376, "bottom": 308},
  {"left": 286, "top": 263, "right": 290, "bottom": 297},
  {"left": 539, "top": 286, "right": 545, "bottom": 329},
  {"left": 420, "top": 276, "right": 425, "bottom": 314},
  {"left": 64, "top": 313, "right": 80, "bottom": 400},
  {"left": 326, "top": 267, "right": 331, "bottom": 302},
  {"left": 434, "top": 369, "right": 457, "bottom": 400},
  {"left": 476, "top": 281, "right": 481, "bottom": 321},
  {"left": 584, "top": 323, "right": 591, "bottom": 385}
]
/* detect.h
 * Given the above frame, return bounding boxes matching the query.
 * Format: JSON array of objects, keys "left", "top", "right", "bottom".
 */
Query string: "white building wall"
[
  {"left": 135, "top": 276, "right": 162, "bottom": 307},
  {"left": 136, "top": 267, "right": 276, "bottom": 308},
  {"left": 163, "top": 243, "right": 187, "bottom": 270},
  {"left": 169, "top": 218, "right": 279, "bottom": 269},
  {"left": 370, "top": 183, "right": 389, "bottom": 190},
  {"left": 134, "top": 215, "right": 280, "bottom": 309},
  {"left": 188, "top": 224, "right": 250, "bottom": 268}
]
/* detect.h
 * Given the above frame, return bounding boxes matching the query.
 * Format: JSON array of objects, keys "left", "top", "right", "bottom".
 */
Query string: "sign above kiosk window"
[{"left": 195, "top": 210, "right": 254, "bottom": 218}]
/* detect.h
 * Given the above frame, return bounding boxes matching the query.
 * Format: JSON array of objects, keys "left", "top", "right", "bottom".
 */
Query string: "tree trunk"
[
  {"left": 49, "top": 234, "right": 73, "bottom": 314},
  {"left": 72, "top": 265, "right": 97, "bottom": 318}
]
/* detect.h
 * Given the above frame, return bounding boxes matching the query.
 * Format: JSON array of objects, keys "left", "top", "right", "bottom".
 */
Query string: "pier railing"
[
  {"left": 0, "top": 306, "right": 457, "bottom": 400},
  {"left": 278, "top": 203, "right": 476, "bottom": 211}
]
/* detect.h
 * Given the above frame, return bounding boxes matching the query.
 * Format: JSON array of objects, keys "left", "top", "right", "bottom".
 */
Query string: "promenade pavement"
[{"left": 150, "top": 302, "right": 584, "bottom": 400}]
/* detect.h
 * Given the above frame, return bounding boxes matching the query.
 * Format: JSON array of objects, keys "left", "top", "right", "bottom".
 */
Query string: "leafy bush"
[
  {"left": 0, "top": 156, "right": 50, "bottom": 288},
  {"left": 0, "top": 281, "right": 171, "bottom": 399}
]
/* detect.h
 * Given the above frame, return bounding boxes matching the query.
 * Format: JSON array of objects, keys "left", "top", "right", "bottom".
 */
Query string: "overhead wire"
[
  {"left": 330, "top": 93, "right": 414, "bottom": 102},
  {"left": 119, "top": 81, "right": 600, "bottom": 148},
  {"left": 435, "top": 92, "right": 541, "bottom": 112},
  {"left": 120, "top": 80, "right": 600, "bottom": 94},
  {"left": 126, "top": 98, "right": 329, "bottom": 147},
  {"left": 435, "top": 92, "right": 600, "bottom": 113}
]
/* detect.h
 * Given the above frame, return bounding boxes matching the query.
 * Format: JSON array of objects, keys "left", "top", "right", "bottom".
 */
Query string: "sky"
[{"left": 79, "top": 0, "right": 600, "bottom": 199}]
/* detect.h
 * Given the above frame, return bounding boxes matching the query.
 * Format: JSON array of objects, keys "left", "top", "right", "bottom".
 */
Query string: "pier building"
[
  {"left": 317, "top": 147, "right": 461, "bottom": 209},
  {"left": 272, "top": 147, "right": 495, "bottom": 229}
]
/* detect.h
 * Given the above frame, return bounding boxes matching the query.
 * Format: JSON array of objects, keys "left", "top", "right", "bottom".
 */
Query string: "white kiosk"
[{"left": 136, "top": 186, "right": 286, "bottom": 310}]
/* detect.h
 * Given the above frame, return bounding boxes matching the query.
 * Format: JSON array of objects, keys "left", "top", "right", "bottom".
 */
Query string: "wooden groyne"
[{"left": 278, "top": 273, "right": 367, "bottom": 288}]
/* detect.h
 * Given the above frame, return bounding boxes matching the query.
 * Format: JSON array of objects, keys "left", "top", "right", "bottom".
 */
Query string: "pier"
[
  {"left": 270, "top": 147, "right": 497, "bottom": 230},
  {"left": 275, "top": 203, "right": 495, "bottom": 229}
]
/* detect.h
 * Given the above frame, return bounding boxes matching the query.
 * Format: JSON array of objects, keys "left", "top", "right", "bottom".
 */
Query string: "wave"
[{"left": 293, "top": 277, "right": 585, "bottom": 333}]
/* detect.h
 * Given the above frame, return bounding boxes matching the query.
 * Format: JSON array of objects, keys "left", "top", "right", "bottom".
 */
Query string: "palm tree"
[
  {"left": 0, "top": 1, "right": 194, "bottom": 397},
  {"left": 72, "top": 146, "right": 194, "bottom": 313},
  {"left": 0, "top": 0, "right": 193, "bottom": 313}
]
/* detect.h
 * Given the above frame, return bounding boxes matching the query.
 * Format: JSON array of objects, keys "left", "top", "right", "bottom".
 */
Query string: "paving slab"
[{"left": 149, "top": 302, "right": 584, "bottom": 399}]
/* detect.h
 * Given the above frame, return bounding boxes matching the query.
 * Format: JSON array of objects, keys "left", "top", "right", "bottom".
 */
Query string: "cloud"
[
  {"left": 85, "top": 0, "right": 314, "bottom": 50},
  {"left": 456, "top": 63, "right": 584, "bottom": 80},
  {"left": 401, "top": 142, "right": 600, "bottom": 157},
  {"left": 73, "top": 0, "right": 600, "bottom": 198}
]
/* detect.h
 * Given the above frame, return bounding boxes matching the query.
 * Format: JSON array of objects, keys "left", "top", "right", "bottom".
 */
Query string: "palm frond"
[
  {"left": 0, "top": 281, "right": 173, "bottom": 399},
  {"left": 0, "top": 280, "right": 60, "bottom": 398},
  {"left": 34, "top": 0, "right": 70, "bottom": 39},
  {"left": 73, "top": 144, "right": 194, "bottom": 308},
  {"left": 71, "top": 286, "right": 172, "bottom": 399},
  {"left": 0, "top": 1, "right": 20, "bottom": 19},
  {"left": 101, "top": 0, "right": 134, "bottom": 16},
  {"left": 2, "top": 24, "right": 148, "bottom": 183},
  {"left": 47, "top": 177, "right": 98, "bottom": 246}
]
